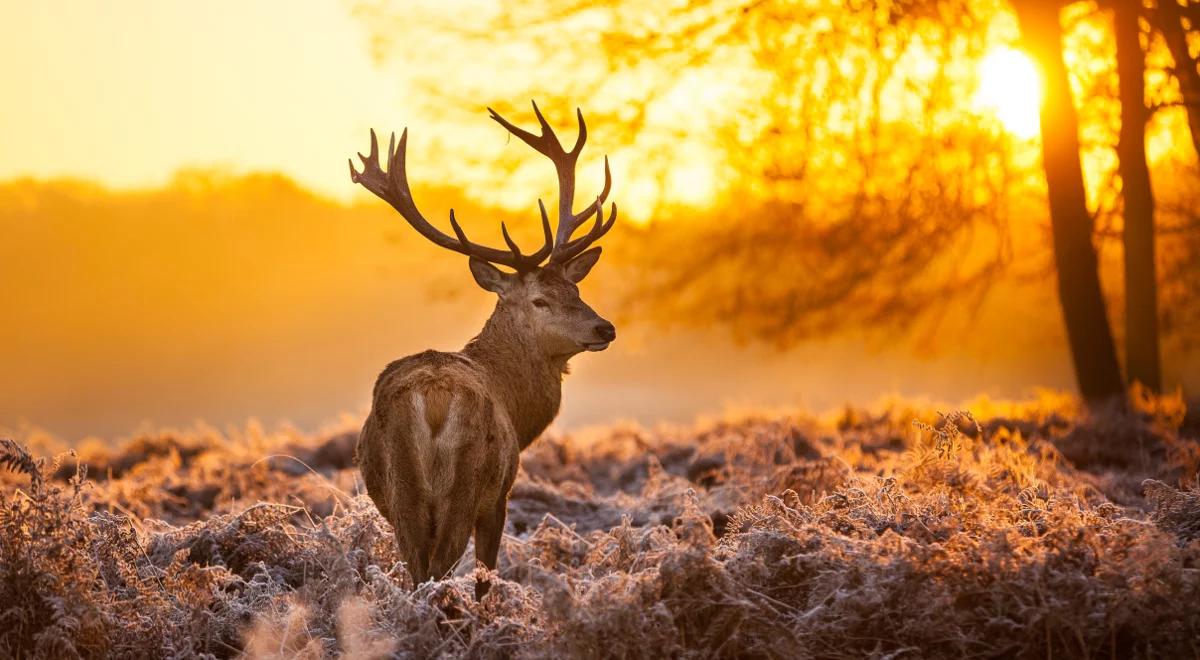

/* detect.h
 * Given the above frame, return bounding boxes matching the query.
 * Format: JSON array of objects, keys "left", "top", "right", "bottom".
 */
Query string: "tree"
[
  {"left": 1149, "top": 0, "right": 1200, "bottom": 354},
  {"left": 1010, "top": 0, "right": 1125, "bottom": 402},
  {"left": 356, "top": 0, "right": 1200, "bottom": 404},
  {"left": 1154, "top": 0, "right": 1200, "bottom": 160},
  {"left": 359, "top": 0, "right": 1020, "bottom": 343},
  {"left": 1113, "top": 0, "right": 1161, "bottom": 392}
]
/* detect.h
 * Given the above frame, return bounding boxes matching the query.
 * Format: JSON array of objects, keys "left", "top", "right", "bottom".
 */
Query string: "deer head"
[{"left": 349, "top": 102, "right": 617, "bottom": 357}]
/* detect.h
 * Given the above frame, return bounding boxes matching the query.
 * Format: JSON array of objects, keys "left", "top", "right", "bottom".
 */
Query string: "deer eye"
[{"left": 531, "top": 298, "right": 550, "bottom": 309}]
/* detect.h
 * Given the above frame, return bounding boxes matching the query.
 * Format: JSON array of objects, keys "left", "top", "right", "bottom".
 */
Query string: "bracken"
[{"left": 1, "top": 392, "right": 1198, "bottom": 659}]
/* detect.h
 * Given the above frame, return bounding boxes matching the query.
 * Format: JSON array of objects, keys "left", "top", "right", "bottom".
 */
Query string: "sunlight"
[
  {"left": 667, "top": 160, "right": 719, "bottom": 208},
  {"left": 974, "top": 47, "right": 1042, "bottom": 139}
]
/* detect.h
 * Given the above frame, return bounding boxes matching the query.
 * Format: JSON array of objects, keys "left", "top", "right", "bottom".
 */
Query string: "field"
[{"left": 3, "top": 392, "right": 1199, "bottom": 659}]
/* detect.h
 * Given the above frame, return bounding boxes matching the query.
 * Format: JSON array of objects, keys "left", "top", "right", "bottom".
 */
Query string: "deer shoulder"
[{"left": 358, "top": 351, "right": 518, "bottom": 496}]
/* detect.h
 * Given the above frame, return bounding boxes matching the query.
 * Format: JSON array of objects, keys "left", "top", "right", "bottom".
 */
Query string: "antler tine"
[
  {"left": 556, "top": 202, "right": 618, "bottom": 263},
  {"left": 488, "top": 103, "right": 558, "bottom": 155},
  {"left": 350, "top": 127, "right": 552, "bottom": 271},
  {"left": 570, "top": 107, "right": 587, "bottom": 156},
  {"left": 561, "top": 155, "right": 612, "bottom": 228},
  {"left": 530, "top": 100, "right": 565, "bottom": 153}
]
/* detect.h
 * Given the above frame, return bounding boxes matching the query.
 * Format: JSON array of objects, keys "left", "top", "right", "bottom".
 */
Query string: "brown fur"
[{"left": 356, "top": 264, "right": 614, "bottom": 594}]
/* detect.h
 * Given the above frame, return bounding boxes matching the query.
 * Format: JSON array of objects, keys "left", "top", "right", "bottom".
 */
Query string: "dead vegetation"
[{"left": 2, "top": 393, "right": 1199, "bottom": 659}]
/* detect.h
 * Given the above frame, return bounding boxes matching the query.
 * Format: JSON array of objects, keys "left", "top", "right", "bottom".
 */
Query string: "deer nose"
[{"left": 594, "top": 321, "right": 616, "bottom": 342}]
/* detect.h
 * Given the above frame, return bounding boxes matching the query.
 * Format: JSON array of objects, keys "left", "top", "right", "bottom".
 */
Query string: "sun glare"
[{"left": 974, "top": 47, "right": 1042, "bottom": 139}]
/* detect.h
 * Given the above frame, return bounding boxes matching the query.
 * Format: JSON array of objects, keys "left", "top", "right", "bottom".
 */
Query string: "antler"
[
  {"left": 349, "top": 103, "right": 614, "bottom": 272},
  {"left": 349, "top": 128, "right": 553, "bottom": 271},
  {"left": 488, "top": 101, "right": 616, "bottom": 264}
]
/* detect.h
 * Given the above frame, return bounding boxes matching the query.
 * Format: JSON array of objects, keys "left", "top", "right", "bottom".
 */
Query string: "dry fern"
[{"left": 1, "top": 393, "right": 1199, "bottom": 658}]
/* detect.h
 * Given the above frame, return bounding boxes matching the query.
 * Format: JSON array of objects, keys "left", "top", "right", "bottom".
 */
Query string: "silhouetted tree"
[
  {"left": 1154, "top": 0, "right": 1200, "bottom": 160},
  {"left": 1150, "top": 0, "right": 1200, "bottom": 355},
  {"left": 1113, "top": 0, "right": 1161, "bottom": 392},
  {"left": 1011, "top": 1, "right": 1125, "bottom": 402}
]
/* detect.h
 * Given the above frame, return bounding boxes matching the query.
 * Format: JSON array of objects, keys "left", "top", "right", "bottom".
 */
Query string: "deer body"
[
  {"left": 349, "top": 103, "right": 617, "bottom": 595},
  {"left": 358, "top": 350, "right": 519, "bottom": 586}
]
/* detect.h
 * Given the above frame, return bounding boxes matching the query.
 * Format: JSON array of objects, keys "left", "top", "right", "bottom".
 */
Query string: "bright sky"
[
  {"left": 0, "top": 2, "right": 1054, "bottom": 209},
  {"left": 1, "top": 0, "right": 401, "bottom": 201}
]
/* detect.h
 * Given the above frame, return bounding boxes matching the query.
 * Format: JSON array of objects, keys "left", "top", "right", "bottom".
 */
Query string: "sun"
[{"left": 974, "top": 47, "right": 1042, "bottom": 139}]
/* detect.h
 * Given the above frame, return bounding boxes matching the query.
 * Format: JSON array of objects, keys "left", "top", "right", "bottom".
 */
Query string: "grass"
[{"left": 2, "top": 391, "right": 1199, "bottom": 659}]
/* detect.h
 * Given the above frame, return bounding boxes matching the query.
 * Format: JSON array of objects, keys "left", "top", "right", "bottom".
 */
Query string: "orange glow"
[{"left": 3, "top": 0, "right": 1200, "bottom": 445}]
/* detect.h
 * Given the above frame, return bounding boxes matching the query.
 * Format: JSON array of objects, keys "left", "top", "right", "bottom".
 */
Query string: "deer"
[{"left": 348, "top": 102, "right": 617, "bottom": 598}]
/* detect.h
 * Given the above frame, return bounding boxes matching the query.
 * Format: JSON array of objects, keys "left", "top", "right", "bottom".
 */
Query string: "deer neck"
[{"left": 463, "top": 306, "right": 566, "bottom": 449}]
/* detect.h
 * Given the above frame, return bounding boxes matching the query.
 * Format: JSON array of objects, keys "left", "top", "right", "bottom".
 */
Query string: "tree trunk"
[
  {"left": 1013, "top": 1, "right": 1126, "bottom": 404},
  {"left": 1114, "top": 0, "right": 1161, "bottom": 392},
  {"left": 1156, "top": 0, "right": 1200, "bottom": 161}
]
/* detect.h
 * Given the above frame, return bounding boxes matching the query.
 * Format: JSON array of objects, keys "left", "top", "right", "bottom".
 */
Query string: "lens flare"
[{"left": 974, "top": 47, "right": 1042, "bottom": 139}]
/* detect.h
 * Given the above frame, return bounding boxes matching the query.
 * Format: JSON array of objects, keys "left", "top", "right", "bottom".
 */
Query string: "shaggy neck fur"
[{"left": 463, "top": 303, "right": 574, "bottom": 449}]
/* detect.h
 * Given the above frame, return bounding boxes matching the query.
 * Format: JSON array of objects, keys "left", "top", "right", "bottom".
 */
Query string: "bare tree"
[
  {"left": 1154, "top": 0, "right": 1200, "bottom": 160},
  {"left": 355, "top": 0, "right": 1200, "bottom": 403},
  {"left": 1010, "top": 0, "right": 1124, "bottom": 402},
  {"left": 1113, "top": 0, "right": 1161, "bottom": 392}
]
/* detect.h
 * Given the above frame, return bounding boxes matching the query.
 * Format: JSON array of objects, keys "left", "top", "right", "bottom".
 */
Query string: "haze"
[{"left": 3, "top": 0, "right": 1197, "bottom": 443}]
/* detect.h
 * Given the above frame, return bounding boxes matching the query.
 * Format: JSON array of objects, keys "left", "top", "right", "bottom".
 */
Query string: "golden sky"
[
  {"left": 0, "top": 0, "right": 696, "bottom": 217},
  {"left": 1, "top": 0, "right": 404, "bottom": 201},
  {"left": 4, "top": 1, "right": 1200, "bottom": 442},
  {"left": 1, "top": 0, "right": 1066, "bottom": 220}
]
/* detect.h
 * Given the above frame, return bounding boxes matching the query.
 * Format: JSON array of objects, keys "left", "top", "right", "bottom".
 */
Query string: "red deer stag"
[{"left": 349, "top": 102, "right": 616, "bottom": 597}]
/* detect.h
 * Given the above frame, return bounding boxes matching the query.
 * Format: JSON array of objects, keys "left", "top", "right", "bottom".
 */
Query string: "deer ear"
[
  {"left": 562, "top": 247, "right": 602, "bottom": 283},
  {"left": 469, "top": 257, "right": 512, "bottom": 294}
]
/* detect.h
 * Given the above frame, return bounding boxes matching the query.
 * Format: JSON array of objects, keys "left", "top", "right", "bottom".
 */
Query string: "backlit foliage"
[{"left": 355, "top": 0, "right": 1200, "bottom": 350}]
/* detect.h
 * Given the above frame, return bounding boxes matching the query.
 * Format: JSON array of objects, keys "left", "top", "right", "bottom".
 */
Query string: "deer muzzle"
[{"left": 585, "top": 321, "right": 616, "bottom": 351}]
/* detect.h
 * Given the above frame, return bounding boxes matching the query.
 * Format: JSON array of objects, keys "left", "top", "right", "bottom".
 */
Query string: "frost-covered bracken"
[{"left": 2, "top": 392, "right": 1198, "bottom": 658}]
